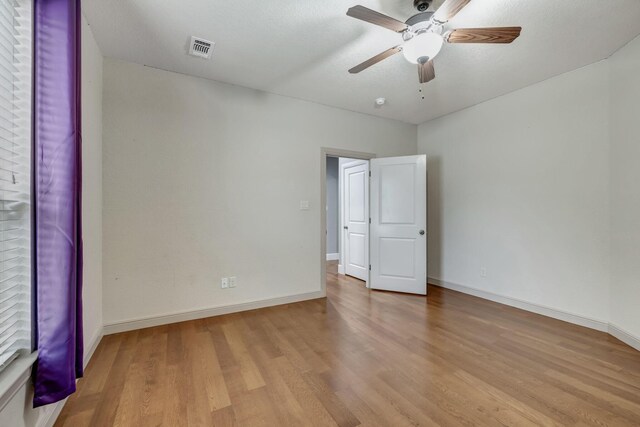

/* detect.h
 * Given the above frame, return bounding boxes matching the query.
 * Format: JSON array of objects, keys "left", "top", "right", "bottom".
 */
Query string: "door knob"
[{"left": 419, "top": 230, "right": 425, "bottom": 236}]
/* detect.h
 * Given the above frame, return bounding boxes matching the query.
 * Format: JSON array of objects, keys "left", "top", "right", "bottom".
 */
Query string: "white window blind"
[{"left": 0, "top": 0, "right": 32, "bottom": 372}]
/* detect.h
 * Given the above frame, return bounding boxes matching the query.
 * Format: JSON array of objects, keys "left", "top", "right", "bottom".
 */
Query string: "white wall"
[
  {"left": 326, "top": 157, "right": 339, "bottom": 255},
  {"left": 418, "top": 61, "right": 611, "bottom": 327},
  {"left": 0, "top": 15, "right": 104, "bottom": 427},
  {"left": 102, "top": 59, "right": 417, "bottom": 326},
  {"left": 609, "top": 35, "right": 640, "bottom": 341},
  {"left": 81, "top": 14, "right": 104, "bottom": 361}
]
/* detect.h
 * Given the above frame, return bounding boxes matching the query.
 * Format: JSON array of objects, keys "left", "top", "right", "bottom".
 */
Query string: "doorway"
[
  {"left": 326, "top": 157, "right": 370, "bottom": 285},
  {"left": 320, "top": 149, "right": 428, "bottom": 297},
  {"left": 321, "top": 149, "right": 375, "bottom": 295}
]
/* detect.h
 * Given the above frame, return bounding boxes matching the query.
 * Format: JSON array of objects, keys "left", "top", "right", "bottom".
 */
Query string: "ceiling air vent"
[{"left": 188, "top": 36, "right": 214, "bottom": 59}]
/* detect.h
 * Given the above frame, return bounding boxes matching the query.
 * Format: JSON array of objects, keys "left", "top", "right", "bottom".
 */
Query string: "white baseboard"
[
  {"left": 83, "top": 328, "right": 104, "bottom": 369},
  {"left": 428, "top": 277, "right": 609, "bottom": 332},
  {"left": 338, "top": 264, "right": 345, "bottom": 275},
  {"left": 39, "top": 398, "right": 67, "bottom": 427},
  {"left": 103, "top": 290, "right": 325, "bottom": 335},
  {"left": 326, "top": 253, "right": 339, "bottom": 261},
  {"left": 608, "top": 323, "right": 640, "bottom": 352}
]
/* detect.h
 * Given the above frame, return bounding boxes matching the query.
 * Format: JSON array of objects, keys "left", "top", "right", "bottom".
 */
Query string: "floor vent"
[{"left": 188, "top": 36, "right": 214, "bottom": 59}]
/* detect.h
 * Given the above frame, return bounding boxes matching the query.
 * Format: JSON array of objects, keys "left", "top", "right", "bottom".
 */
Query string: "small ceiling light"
[
  {"left": 375, "top": 97, "right": 386, "bottom": 106},
  {"left": 402, "top": 32, "right": 443, "bottom": 64}
]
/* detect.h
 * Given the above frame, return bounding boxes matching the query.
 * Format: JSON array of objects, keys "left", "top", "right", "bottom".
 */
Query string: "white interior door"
[
  {"left": 344, "top": 161, "right": 369, "bottom": 282},
  {"left": 370, "top": 155, "right": 427, "bottom": 294}
]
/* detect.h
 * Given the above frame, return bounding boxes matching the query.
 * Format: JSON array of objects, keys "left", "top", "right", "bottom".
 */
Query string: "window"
[{"left": 0, "top": 0, "right": 32, "bottom": 372}]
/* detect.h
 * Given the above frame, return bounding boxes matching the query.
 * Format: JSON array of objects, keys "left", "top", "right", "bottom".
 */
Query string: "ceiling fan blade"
[
  {"left": 433, "top": 0, "right": 472, "bottom": 23},
  {"left": 346, "top": 5, "right": 408, "bottom": 33},
  {"left": 418, "top": 60, "right": 435, "bottom": 84},
  {"left": 349, "top": 46, "right": 402, "bottom": 74},
  {"left": 446, "top": 27, "right": 522, "bottom": 44}
]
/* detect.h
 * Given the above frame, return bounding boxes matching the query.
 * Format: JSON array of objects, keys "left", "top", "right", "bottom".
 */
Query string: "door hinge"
[
  {"left": 369, "top": 264, "right": 371, "bottom": 271},
  {"left": 369, "top": 217, "right": 371, "bottom": 224},
  {"left": 369, "top": 171, "right": 371, "bottom": 177}
]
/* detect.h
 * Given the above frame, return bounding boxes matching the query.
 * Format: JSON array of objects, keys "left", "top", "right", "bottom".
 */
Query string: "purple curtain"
[{"left": 33, "top": 0, "right": 83, "bottom": 407}]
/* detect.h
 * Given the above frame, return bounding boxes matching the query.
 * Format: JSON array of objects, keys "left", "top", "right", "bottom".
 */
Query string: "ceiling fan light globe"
[{"left": 402, "top": 32, "right": 443, "bottom": 64}]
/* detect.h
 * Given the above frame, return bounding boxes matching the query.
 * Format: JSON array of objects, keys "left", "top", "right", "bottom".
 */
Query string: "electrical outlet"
[
  {"left": 229, "top": 276, "right": 237, "bottom": 288},
  {"left": 221, "top": 277, "right": 229, "bottom": 289},
  {"left": 480, "top": 267, "right": 487, "bottom": 278}
]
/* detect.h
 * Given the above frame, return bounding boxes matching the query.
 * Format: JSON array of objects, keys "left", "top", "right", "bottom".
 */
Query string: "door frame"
[{"left": 320, "top": 148, "right": 376, "bottom": 297}]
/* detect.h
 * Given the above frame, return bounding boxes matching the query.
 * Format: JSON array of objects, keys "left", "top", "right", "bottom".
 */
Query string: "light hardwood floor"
[{"left": 55, "top": 262, "right": 640, "bottom": 426}]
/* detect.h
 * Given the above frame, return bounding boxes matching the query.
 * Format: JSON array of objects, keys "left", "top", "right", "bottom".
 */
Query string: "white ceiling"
[{"left": 83, "top": 0, "right": 640, "bottom": 125}]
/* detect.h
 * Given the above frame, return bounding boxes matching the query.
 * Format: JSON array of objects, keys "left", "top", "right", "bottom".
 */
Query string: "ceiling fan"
[{"left": 347, "top": 0, "right": 522, "bottom": 84}]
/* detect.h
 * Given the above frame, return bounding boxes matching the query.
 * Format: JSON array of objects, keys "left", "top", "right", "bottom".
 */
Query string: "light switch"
[{"left": 299, "top": 200, "right": 310, "bottom": 210}]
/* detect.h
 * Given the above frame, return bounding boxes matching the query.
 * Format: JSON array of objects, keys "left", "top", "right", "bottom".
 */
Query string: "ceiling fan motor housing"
[
  {"left": 405, "top": 12, "right": 436, "bottom": 30},
  {"left": 403, "top": 13, "right": 442, "bottom": 42}
]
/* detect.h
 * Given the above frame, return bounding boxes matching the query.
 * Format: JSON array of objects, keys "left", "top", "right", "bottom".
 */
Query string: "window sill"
[{"left": 0, "top": 351, "right": 38, "bottom": 413}]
